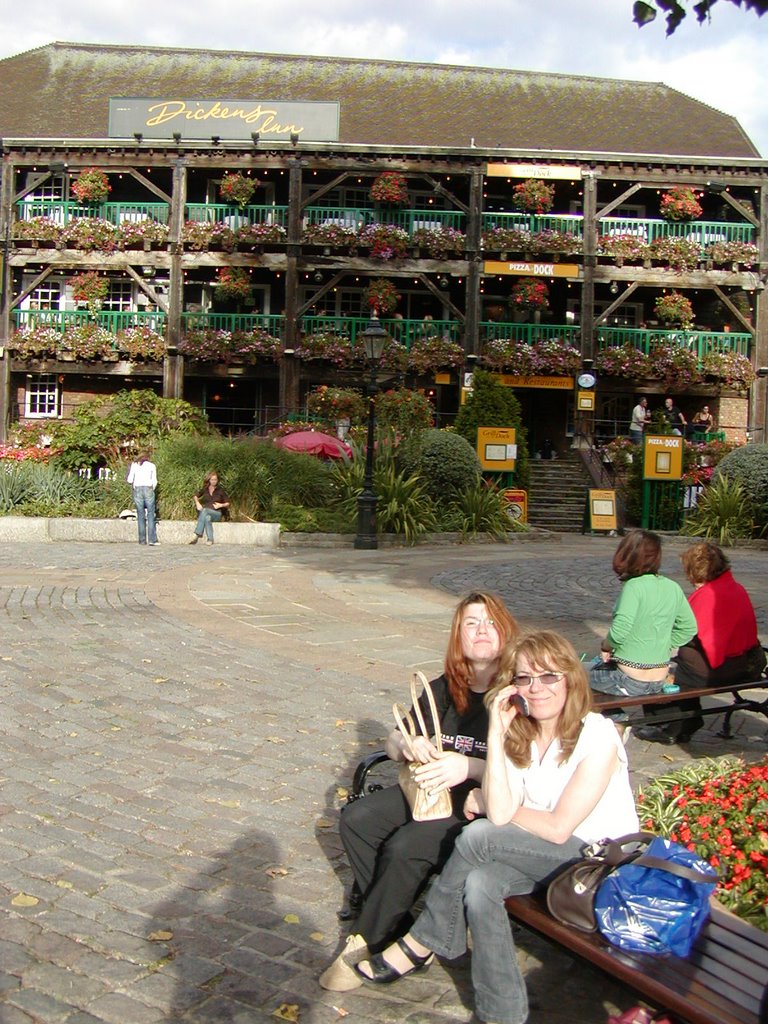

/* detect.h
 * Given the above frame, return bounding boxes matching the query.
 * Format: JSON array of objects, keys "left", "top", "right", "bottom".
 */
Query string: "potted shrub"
[
  {"left": 71, "top": 168, "right": 111, "bottom": 204},
  {"left": 512, "top": 179, "right": 555, "bottom": 215},
  {"left": 659, "top": 186, "right": 703, "bottom": 222},
  {"left": 369, "top": 171, "right": 409, "bottom": 205},
  {"left": 510, "top": 277, "right": 550, "bottom": 313},
  {"left": 655, "top": 291, "right": 694, "bottom": 328},
  {"left": 365, "top": 278, "right": 399, "bottom": 315},
  {"left": 70, "top": 271, "right": 109, "bottom": 313},
  {"left": 219, "top": 172, "right": 258, "bottom": 208}
]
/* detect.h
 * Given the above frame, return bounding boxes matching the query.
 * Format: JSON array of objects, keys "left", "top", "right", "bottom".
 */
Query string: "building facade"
[{"left": 1, "top": 43, "right": 766, "bottom": 450}]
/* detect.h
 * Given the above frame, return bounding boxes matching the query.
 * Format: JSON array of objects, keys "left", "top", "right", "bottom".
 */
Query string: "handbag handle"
[
  {"left": 392, "top": 672, "right": 444, "bottom": 760},
  {"left": 631, "top": 854, "right": 716, "bottom": 885}
]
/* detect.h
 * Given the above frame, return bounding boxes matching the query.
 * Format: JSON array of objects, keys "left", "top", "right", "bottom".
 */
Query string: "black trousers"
[{"left": 339, "top": 783, "right": 467, "bottom": 952}]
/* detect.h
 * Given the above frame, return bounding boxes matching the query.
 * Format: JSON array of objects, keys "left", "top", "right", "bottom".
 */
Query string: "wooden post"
[
  {"left": 464, "top": 168, "right": 484, "bottom": 358},
  {"left": 752, "top": 183, "right": 768, "bottom": 442},
  {"left": 164, "top": 159, "right": 186, "bottom": 399},
  {"left": 0, "top": 155, "right": 15, "bottom": 441},
  {"left": 581, "top": 171, "right": 597, "bottom": 365},
  {"left": 279, "top": 160, "right": 302, "bottom": 419}
]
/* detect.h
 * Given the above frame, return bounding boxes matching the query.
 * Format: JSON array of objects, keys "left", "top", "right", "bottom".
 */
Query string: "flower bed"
[
  {"left": 302, "top": 222, "right": 358, "bottom": 247},
  {"left": 118, "top": 218, "right": 170, "bottom": 249},
  {"left": 411, "top": 226, "right": 466, "bottom": 258},
  {"left": 61, "top": 217, "right": 120, "bottom": 253},
  {"left": 637, "top": 756, "right": 768, "bottom": 931},
  {"left": 594, "top": 343, "right": 654, "bottom": 379},
  {"left": 357, "top": 223, "right": 409, "bottom": 260},
  {"left": 117, "top": 326, "right": 166, "bottom": 362},
  {"left": 407, "top": 335, "right": 465, "bottom": 375}
]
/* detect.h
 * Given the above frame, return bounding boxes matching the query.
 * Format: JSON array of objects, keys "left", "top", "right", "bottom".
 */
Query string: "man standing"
[
  {"left": 127, "top": 454, "right": 159, "bottom": 545},
  {"left": 662, "top": 397, "right": 686, "bottom": 436},
  {"left": 629, "top": 397, "right": 648, "bottom": 444}
]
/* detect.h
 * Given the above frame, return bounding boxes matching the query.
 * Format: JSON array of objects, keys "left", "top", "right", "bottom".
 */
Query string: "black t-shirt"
[{"left": 411, "top": 673, "right": 488, "bottom": 760}]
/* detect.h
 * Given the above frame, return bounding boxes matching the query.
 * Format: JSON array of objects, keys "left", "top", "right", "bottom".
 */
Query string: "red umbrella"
[{"left": 274, "top": 430, "right": 353, "bottom": 460}]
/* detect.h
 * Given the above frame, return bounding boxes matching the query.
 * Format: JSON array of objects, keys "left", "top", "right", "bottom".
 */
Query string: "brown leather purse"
[{"left": 392, "top": 672, "right": 453, "bottom": 823}]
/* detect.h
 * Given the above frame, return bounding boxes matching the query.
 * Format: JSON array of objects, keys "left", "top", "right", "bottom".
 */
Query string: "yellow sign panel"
[
  {"left": 643, "top": 434, "right": 684, "bottom": 480},
  {"left": 502, "top": 488, "right": 527, "bottom": 523},
  {"left": 495, "top": 375, "right": 574, "bottom": 390},
  {"left": 434, "top": 372, "right": 451, "bottom": 385},
  {"left": 588, "top": 490, "right": 618, "bottom": 532},
  {"left": 477, "top": 427, "right": 517, "bottom": 471},
  {"left": 486, "top": 163, "right": 583, "bottom": 180},
  {"left": 484, "top": 260, "right": 580, "bottom": 278},
  {"left": 577, "top": 390, "right": 595, "bottom": 411}
]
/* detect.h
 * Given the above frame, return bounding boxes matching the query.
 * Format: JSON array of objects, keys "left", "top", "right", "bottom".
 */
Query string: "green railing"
[
  {"left": 13, "top": 309, "right": 167, "bottom": 332},
  {"left": 303, "top": 207, "right": 466, "bottom": 232},
  {"left": 480, "top": 323, "right": 581, "bottom": 345},
  {"left": 299, "top": 315, "right": 462, "bottom": 348},
  {"left": 184, "top": 204, "right": 288, "bottom": 226},
  {"left": 15, "top": 200, "right": 171, "bottom": 224},
  {"left": 180, "top": 312, "right": 285, "bottom": 336},
  {"left": 481, "top": 212, "right": 584, "bottom": 237},
  {"left": 596, "top": 326, "right": 750, "bottom": 358},
  {"left": 598, "top": 217, "right": 754, "bottom": 245}
]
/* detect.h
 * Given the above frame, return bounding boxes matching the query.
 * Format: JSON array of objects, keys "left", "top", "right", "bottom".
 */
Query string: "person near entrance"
[{"left": 629, "top": 397, "right": 648, "bottom": 444}]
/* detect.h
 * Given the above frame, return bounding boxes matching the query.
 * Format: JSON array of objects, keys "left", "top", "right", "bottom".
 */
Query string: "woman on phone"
[{"left": 354, "top": 631, "right": 638, "bottom": 1024}]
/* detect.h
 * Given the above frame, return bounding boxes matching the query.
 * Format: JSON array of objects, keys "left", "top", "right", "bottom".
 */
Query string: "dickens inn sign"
[{"left": 109, "top": 98, "right": 340, "bottom": 142}]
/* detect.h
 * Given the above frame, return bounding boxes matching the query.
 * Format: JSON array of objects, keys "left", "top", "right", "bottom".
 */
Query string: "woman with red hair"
[{"left": 320, "top": 591, "right": 518, "bottom": 992}]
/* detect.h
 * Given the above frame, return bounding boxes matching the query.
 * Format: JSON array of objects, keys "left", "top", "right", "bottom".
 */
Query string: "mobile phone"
[{"left": 509, "top": 693, "right": 530, "bottom": 717}]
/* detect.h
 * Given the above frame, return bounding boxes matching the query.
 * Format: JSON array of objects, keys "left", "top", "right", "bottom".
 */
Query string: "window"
[
  {"left": 103, "top": 281, "right": 133, "bottom": 311},
  {"left": 25, "top": 374, "right": 60, "bottom": 418}
]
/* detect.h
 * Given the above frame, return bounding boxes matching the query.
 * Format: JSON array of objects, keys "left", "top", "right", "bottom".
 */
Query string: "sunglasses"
[{"left": 512, "top": 672, "right": 564, "bottom": 689}]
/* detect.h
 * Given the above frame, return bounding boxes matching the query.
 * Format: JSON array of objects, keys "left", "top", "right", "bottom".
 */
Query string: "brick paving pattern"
[{"left": 0, "top": 536, "right": 765, "bottom": 1023}]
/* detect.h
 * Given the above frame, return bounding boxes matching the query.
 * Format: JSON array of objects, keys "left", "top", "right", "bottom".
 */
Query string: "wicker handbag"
[{"left": 392, "top": 672, "right": 453, "bottom": 823}]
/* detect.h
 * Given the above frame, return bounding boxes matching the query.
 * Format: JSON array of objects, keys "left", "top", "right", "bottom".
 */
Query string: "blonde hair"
[{"left": 486, "top": 630, "right": 592, "bottom": 768}]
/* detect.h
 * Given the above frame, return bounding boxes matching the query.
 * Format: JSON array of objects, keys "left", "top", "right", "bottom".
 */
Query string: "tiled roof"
[{"left": 0, "top": 42, "right": 760, "bottom": 158}]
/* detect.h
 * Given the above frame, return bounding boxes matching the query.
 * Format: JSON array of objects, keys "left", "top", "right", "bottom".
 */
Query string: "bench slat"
[{"left": 505, "top": 894, "right": 766, "bottom": 1024}]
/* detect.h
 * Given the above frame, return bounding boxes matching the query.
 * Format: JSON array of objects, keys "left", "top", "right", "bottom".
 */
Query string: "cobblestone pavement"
[{"left": 0, "top": 536, "right": 765, "bottom": 1024}]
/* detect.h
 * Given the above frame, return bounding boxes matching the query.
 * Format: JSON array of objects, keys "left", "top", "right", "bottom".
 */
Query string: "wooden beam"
[
  {"left": 123, "top": 264, "right": 169, "bottom": 314},
  {"left": 594, "top": 282, "right": 640, "bottom": 325},
  {"left": 416, "top": 273, "right": 465, "bottom": 323},
  {"left": 9, "top": 266, "right": 55, "bottom": 310},
  {"left": 297, "top": 272, "right": 345, "bottom": 317},
  {"left": 597, "top": 183, "right": 643, "bottom": 220},
  {"left": 711, "top": 284, "right": 755, "bottom": 336}
]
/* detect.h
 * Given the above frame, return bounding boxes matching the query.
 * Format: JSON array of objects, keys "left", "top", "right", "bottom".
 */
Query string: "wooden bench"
[
  {"left": 592, "top": 677, "right": 768, "bottom": 737},
  {"left": 504, "top": 890, "right": 768, "bottom": 1024}
]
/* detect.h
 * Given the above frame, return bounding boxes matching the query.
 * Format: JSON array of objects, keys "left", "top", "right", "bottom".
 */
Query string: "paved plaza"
[{"left": 0, "top": 535, "right": 766, "bottom": 1024}]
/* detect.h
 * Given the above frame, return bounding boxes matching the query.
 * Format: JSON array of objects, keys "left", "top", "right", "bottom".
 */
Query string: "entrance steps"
[{"left": 527, "top": 450, "right": 592, "bottom": 533}]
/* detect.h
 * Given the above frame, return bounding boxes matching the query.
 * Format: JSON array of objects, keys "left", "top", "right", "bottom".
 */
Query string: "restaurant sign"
[
  {"left": 484, "top": 260, "right": 580, "bottom": 278},
  {"left": 109, "top": 98, "right": 340, "bottom": 141},
  {"left": 486, "top": 163, "right": 583, "bottom": 179}
]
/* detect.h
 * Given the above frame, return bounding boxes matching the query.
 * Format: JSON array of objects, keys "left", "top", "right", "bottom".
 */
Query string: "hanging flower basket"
[
  {"left": 214, "top": 267, "right": 252, "bottom": 301},
  {"left": 365, "top": 278, "right": 400, "bottom": 315},
  {"left": 655, "top": 291, "right": 694, "bottom": 328},
  {"left": 510, "top": 277, "right": 550, "bottom": 312},
  {"left": 659, "top": 186, "right": 703, "bottom": 222},
  {"left": 71, "top": 168, "right": 111, "bottom": 204},
  {"left": 512, "top": 179, "right": 555, "bottom": 215},
  {"left": 219, "top": 172, "right": 258, "bottom": 209},
  {"left": 306, "top": 386, "right": 366, "bottom": 424},
  {"left": 369, "top": 171, "right": 409, "bottom": 205},
  {"left": 70, "top": 271, "right": 109, "bottom": 313}
]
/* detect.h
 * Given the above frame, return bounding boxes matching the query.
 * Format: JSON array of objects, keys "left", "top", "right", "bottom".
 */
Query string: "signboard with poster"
[
  {"left": 477, "top": 427, "right": 517, "bottom": 472},
  {"left": 643, "top": 435, "right": 684, "bottom": 480},
  {"left": 502, "top": 488, "right": 527, "bottom": 523},
  {"left": 586, "top": 489, "right": 618, "bottom": 533}
]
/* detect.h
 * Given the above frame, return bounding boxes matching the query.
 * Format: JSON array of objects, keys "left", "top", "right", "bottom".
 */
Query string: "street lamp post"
[{"left": 354, "top": 313, "right": 388, "bottom": 550}]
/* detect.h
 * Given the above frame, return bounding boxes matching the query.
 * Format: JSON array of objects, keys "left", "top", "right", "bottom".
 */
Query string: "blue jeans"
[
  {"left": 194, "top": 507, "right": 222, "bottom": 541},
  {"left": 133, "top": 486, "right": 157, "bottom": 545},
  {"left": 411, "top": 819, "right": 584, "bottom": 1024},
  {"left": 589, "top": 662, "right": 666, "bottom": 697}
]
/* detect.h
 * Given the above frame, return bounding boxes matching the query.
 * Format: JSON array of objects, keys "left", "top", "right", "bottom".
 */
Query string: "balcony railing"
[
  {"left": 298, "top": 315, "right": 462, "bottom": 348},
  {"left": 15, "top": 200, "right": 171, "bottom": 225},
  {"left": 480, "top": 323, "right": 581, "bottom": 345},
  {"left": 184, "top": 204, "right": 288, "bottom": 227},
  {"left": 596, "top": 326, "right": 750, "bottom": 358},
  {"left": 598, "top": 217, "right": 755, "bottom": 245},
  {"left": 481, "top": 212, "right": 585, "bottom": 237},
  {"left": 180, "top": 312, "right": 285, "bottom": 336},
  {"left": 13, "top": 309, "right": 167, "bottom": 332}
]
